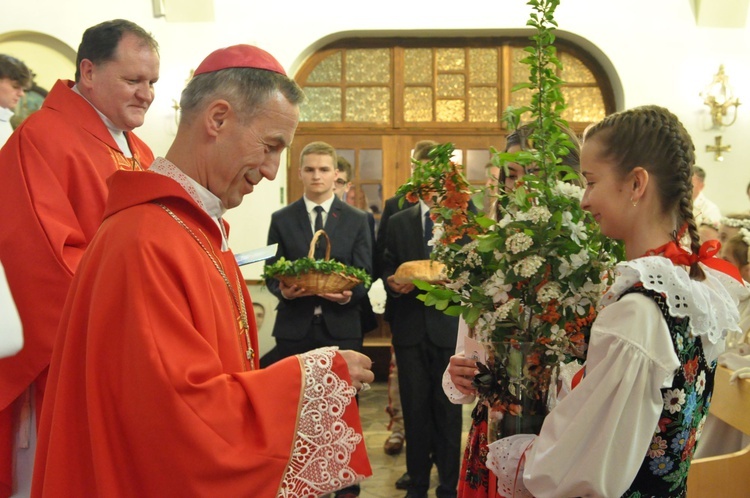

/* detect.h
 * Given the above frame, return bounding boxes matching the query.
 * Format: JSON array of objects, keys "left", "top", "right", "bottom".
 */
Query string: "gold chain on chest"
[{"left": 155, "top": 202, "right": 255, "bottom": 370}]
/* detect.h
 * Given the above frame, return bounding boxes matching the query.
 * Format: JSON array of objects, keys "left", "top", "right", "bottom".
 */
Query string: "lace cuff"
[
  {"left": 442, "top": 366, "right": 476, "bottom": 404},
  {"left": 278, "top": 348, "right": 366, "bottom": 497},
  {"left": 487, "top": 434, "right": 536, "bottom": 498}
]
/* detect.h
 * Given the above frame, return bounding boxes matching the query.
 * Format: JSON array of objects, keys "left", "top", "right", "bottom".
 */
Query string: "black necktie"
[
  {"left": 314, "top": 206, "right": 325, "bottom": 258},
  {"left": 314, "top": 205, "right": 324, "bottom": 233},
  {"left": 424, "top": 211, "right": 433, "bottom": 256}
]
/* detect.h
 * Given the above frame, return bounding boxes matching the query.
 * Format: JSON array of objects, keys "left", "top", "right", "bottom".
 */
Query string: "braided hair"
[{"left": 584, "top": 105, "right": 705, "bottom": 280}]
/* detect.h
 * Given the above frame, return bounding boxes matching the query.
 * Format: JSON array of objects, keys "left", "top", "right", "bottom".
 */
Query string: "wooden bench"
[{"left": 687, "top": 365, "right": 750, "bottom": 497}]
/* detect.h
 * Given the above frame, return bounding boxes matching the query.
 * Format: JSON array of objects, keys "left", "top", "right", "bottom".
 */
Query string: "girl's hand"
[{"left": 448, "top": 354, "right": 478, "bottom": 395}]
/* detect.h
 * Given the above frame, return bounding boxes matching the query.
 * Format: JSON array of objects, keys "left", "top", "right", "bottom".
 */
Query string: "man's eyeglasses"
[{"left": 335, "top": 179, "right": 349, "bottom": 186}]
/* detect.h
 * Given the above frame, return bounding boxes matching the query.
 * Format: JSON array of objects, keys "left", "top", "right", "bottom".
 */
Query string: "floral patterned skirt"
[{"left": 458, "top": 403, "right": 500, "bottom": 498}]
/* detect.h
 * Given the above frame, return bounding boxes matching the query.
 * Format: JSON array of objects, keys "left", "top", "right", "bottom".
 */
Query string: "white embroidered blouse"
[{"left": 484, "top": 257, "right": 748, "bottom": 498}]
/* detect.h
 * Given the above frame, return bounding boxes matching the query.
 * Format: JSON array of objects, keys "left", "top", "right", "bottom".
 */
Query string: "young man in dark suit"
[
  {"left": 265, "top": 141, "right": 373, "bottom": 498},
  {"left": 375, "top": 140, "right": 437, "bottom": 490},
  {"left": 382, "top": 193, "right": 462, "bottom": 498},
  {"left": 266, "top": 141, "right": 373, "bottom": 356}
]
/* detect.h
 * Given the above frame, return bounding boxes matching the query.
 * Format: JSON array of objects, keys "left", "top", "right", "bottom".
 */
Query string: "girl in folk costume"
[
  {"left": 442, "top": 125, "right": 582, "bottom": 498},
  {"left": 485, "top": 105, "right": 748, "bottom": 497}
]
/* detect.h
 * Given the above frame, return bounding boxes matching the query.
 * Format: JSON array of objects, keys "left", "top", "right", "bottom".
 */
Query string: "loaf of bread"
[{"left": 393, "top": 260, "right": 447, "bottom": 284}]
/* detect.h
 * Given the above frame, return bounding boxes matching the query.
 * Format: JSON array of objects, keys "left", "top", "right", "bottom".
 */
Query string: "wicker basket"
[{"left": 276, "top": 230, "right": 362, "bottom": 293}]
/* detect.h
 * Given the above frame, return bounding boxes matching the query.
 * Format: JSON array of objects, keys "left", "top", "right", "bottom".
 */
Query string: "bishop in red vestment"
[
  {"left": 32, "top": 44, "right": 373, "bottom": 497},
  {"left": 0, "top": 74, "right": 154, "bottom": 495}
]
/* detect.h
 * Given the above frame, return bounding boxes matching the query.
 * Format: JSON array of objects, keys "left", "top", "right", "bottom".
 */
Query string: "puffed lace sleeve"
[{"left": 487, "top": 293, "right": 678, "bottom": 498}]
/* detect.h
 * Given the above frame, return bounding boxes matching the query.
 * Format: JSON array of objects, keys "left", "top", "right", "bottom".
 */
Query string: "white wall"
[{"left": 3, "top": 0, "right": 750, "bottom": 281}]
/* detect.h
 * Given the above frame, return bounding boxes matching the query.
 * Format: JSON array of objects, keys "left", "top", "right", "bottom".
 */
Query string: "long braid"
[
  {"left": 585, "top": 105, "right": 705, "bottom": 280},
  {"left": 667, "top": 118, "right": 705, "bottom": 280}
]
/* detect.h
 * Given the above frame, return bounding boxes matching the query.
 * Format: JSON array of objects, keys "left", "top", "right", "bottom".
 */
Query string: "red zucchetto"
[{"left": 194, "top": 44, "right": 286, "bottom": 76}]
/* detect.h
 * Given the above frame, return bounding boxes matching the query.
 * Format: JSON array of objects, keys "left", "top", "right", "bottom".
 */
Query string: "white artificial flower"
[
  {"left": 570, "top": 249, "right": 590, "bottom": 269},
  {"left": 558, "top": 249, "right": 591, "bottom": 278},
  {"left": 431, "top": 222, "right": 444, "bottom": 247},
  {"left": 514, "top": 255, "right": 545, "bottom": 278},
  {"left": 553, "top": 180, "right": 584, "bottom": 200},
  {"left": 497, "top": 213, "right": 514, "bottom": 228},
  {"left": 516, "top": 205, "right": 552, "bottom": 224},
  {"left": 506, "top": 232, "right": 534, "bottom": 254},
  {"left": 445, "top": 271, "right": 470, "bottom": 292},
  {"left": 459, "top": 240, "right": 479, "bottom": 254},
  {"left": 537, "top": 281, "right": 563, "bottom": 303},
  {"left": 562, "top": 211, "right": 588, "bottom": 245},
  {"left": 483, "top": 269, "right": 513, "bottom": 304},
  {"left": 558, "top": 258, "right": 572, "bottom": 278},
  {"left": 494, "top": 299, "right": 516, "bottom": 322}
]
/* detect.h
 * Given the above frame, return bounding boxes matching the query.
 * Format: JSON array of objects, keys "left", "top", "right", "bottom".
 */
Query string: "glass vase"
[{"left": 486, "top": 340, "right": 552, "bottom": 443}]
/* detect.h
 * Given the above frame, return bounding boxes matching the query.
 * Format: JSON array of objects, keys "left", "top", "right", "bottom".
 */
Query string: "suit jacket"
[
  {"left": 374, "top": 194, "right": 416, "bottom": 279},
  {"left": 266, "top": 196, "right": 373, "bottom": 340},
  {"left": 381, "top": 204, "right": 458, "bottom": 348}
]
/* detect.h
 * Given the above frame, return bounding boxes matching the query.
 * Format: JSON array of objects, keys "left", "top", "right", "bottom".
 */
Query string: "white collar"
[
  {"left": 0, "top": 107, "right": 13, "bottom": 122},
  {"left": 303, "top": 194, "right": 335, "bottom": 213},
  {"left": 72, "top": 84, "right": 133, "bottom": 157},
  {"left": 419, "top": 199, "right": 430, "bottom": 217},
  {"left": 600, "top": 256, "right": 749, "bottom": 361},
  {"left": 148, "top": 157, "right": 228, "bottom": 249}
]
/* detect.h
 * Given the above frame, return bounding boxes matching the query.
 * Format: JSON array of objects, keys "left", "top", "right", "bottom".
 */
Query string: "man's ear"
[
  {"left": 204, "top": 100, "right": 231, "bottom": 136},
  {"left": 77, "top": 59, "right": 95, "bottom": 88}
]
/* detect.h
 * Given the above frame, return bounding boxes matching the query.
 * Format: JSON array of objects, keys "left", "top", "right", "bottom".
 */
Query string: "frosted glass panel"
[
  {"left": 469, "top": 87, "right": 498, "bottom": 122},
  {"left": 469, "top": 48, "right": 497, "bottom": 84},
  {"left": 511, "top": 47, "right": 528, "bottom": 83},
  {"left": 307, "top": 52, "right": 342, "bottom": 83},
  {"left": 360, "top": 149, "right": 383, "bottom": 180},
  {"left": 362, "top": 184, "right": 383, "bottom": 214},
  {"left": 560, "top": 53, "right": 596, "bottom": 83},
  {"left": 300, "top": 87, "right": 341, "bottom": 122},
  {"left": 561, "top": 87, "right": 606, "bottom": 122},
  {"left": 437, "top": 74, "right": 465, "bottom": 98},
  {"left": 404, "top": 49, "right": 433, "bottom": 84},
  {"left": 404, "top": 87, "right": 433, "bottom": 122},
  {"left": 346, "top": 87, "right": 390, "bottom": 122},
  {"left": 436, "top": 99, "right": 464, "bottom": 122},
  {"left": 347, "top": 49, "right": 390, "bottom": 84},
  {"left": 437, "top": 48, "right": 465, "bottom": 71},
  {"left": 451, "top": 149, "right": 463, "bottom": 165},
  {"left": 466, "top": 149, "right": 492, "bottom": 181},
  {"left": 337, "top": 149, "right": 356, "bottom": 177}
]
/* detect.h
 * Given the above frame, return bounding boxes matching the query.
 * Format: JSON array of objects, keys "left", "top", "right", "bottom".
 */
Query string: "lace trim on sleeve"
[
  {"left": 442, "top": 366, "right": 476, "bottom": 404},
  {"left": 487, "top": 434, "right": 536, "bottom": 498},
  {"left": 277, "top": 348, "right": 366, "bottom": 497}
]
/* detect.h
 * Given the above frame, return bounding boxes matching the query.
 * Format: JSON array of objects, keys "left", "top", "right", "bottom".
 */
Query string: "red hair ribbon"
[{"left": 647, "top": 239, "right": 743, "bottom": 283}]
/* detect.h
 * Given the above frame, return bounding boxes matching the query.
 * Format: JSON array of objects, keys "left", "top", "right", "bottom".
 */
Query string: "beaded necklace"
[{"left": 156, "top": 202, "right": 254, "bottom": 369}]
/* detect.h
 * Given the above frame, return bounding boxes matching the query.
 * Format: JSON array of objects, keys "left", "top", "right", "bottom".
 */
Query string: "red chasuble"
[
  {"left": 32, "top": 170, "right": 371, "bottom": 497},
  {"left": 0, "top": 80, "right": 153, "bottom": 496}
]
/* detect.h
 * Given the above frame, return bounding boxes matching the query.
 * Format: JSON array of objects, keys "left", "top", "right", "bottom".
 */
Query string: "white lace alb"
[{"left": 277, "top": 348, "right": 365, "bottom": 497}]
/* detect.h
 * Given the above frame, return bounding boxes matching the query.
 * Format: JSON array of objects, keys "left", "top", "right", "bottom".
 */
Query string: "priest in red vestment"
[
  {"left": 0, "top": 20, "right": 159, "bottom": 497},
  {"left": 31, "top": 44, "right": 373, "bottom": 497}
]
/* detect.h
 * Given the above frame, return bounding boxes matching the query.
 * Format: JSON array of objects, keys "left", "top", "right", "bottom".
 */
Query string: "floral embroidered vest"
[{"left": 620, "top": 287, "right": 716, "bottom": 498}]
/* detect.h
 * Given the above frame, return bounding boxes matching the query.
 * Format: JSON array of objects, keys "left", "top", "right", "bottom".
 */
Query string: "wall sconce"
[{"left": 701, "top": 65, "right": 740, "bottom": 128}]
